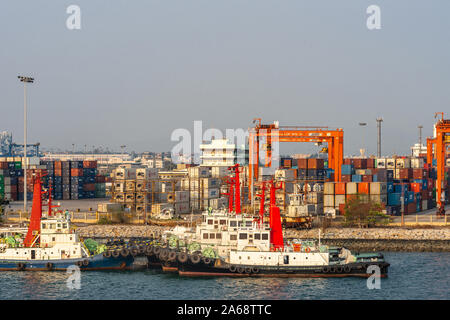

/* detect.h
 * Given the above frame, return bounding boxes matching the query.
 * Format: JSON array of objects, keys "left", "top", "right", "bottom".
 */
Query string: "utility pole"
[
  {"left": 376, "top": 118, "right": 383, "bottom": 158},
  {"left": 359, "top": 122, "right": 367, "bottom": 157},
  {"left": 18, "top": 76, "right": 34, "bottom": 214}
]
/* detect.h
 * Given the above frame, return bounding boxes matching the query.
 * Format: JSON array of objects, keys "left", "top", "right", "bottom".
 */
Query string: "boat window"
[
  {"left": 262, "top": 233, "right": 268, "bottom": 240},
  {"left": 203, "top": 233, "right": 208, "bottom": 239},
  {"left": 230, "top": 235, "right": 237, "bottom": 241},
  {"left": 57, "top": 224, "right": 61, "bottom": 228},
  {"left": 63, "top": 223, "right": 67, "bottom": 229},
  {"left": 52, "top": 237, "right": 56, "bottom": 242},
  {"left": 216, "top": 233, "right": 222, "bottom": 239},
  {"left": 210, "top": 233, "right": 215, "bottom": 239},
  {"left": 239, "top": 233, "right": 247, "bottom": 240},
  {"left": 42, "top": 223, "right": 46, "bottom": 229},
  {"left": 245, "top": 221, "right": 252, "bottom": 227},
  {"left": 214, "top": 220, "right": 218, "bottom": 224},
  {"left": 220, "top": 220, "right": 226, "bottom": 225},
  {"left": 207, "top": 219, "right": 213, "bottom": 225},
  {"left": 254, "top": 233, "right": 261, "bottom": 240},
  {"left": 230, "top": 221, "right": 237, "bottom": 227}
]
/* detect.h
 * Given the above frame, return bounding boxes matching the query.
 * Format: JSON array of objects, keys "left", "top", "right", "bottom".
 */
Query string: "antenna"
[{"left": 376, "top": 118, "right": 383, "bottom": 158}]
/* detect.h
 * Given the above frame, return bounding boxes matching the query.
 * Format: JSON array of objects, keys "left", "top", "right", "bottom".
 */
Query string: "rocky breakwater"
[
  {"left": 76, "top": 224, "right": 171, "bottom": 240},
  {"left": 284, "top": 227, "right": 450, "bottom": 252}
]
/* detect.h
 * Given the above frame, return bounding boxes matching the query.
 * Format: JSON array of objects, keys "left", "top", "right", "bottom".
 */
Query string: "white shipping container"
[
  {"left": 152, "top": 203, "right": 173, "bottom": 215},
  {"left": 188, "top": 166, "right": 211, "bottom": 178},
  {"left": 211, "top": 166, "right": 230, "bottom": 178},
  {"left": 275, "top": 169, "right": 296, "bottom": 181},
  {"left": 114, "top": 168, "right": 136, "bottom": 180},
  {"left": 174, "top": 201, "right": 190, "bottom": 214},
  {"left": 175, "top": 191, "right": 189, "bottom": 202},
  {"left": 369, "top": 194, "right": 388, "bottom": 204},
  {"left": 346, "top": 182, "right": 358, "bottom": 195},
  {"left": 376, "top": 158, "right": 386, "bottom": 169},
  {"left": 369, "top": 182, "right": 387, "bottom": 195},
  {"left": 334, "top": 195, "right": 346, "bottom": 208},
  {"left": 324, "top": 182, "right": 335, "bottom": 195},
  {"left": 386, "top": 158, "right": 396, "bottom": 169},
  {"left": 410, "top": 158, "right": 424, "bottom": 169},
  {"left": 396, "top": 158, "right": 411, "bottom": 169},
  {"left": 324, "top": 194, "right": 334, "bottom": 207}
]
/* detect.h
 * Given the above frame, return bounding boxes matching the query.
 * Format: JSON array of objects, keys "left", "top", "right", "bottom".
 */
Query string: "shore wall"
[{"left": 318, "top": 239, "right": 450, "bottom": 252}]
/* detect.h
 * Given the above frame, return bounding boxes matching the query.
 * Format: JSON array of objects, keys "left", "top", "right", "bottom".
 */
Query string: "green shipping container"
[{"left": 14, "top": 161, "right": 22, "bottom": 169}]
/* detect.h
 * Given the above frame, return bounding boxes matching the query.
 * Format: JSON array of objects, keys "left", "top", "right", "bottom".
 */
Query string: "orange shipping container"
[
  {"left": 335, "top": 182, "right": 346, "bottom": 195},
  {"left": 410, "top": 183, "right": 421, "bottom": 193},
  {"left": 71, "top": 168, "right": 84, "bottom": 177},
  {"left": 358, "top": 182, "right": 370, "bottom": 194},
  {"left": 346, "top": 194, "right": 358, "bottom": 202}
]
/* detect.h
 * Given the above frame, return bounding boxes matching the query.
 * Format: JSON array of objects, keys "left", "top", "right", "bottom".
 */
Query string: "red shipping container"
[
  {"left": 296, "top": 159, "right": 308, "bottom": 169},
  {"left": 71, "top": 168, "right": 83, "bottom": 177},
  {"left": 353, "top": 158, "right": 367, "bottom": 169},
  {"left": 338, "top": 203, "right": 346, "bottom": 215},
  {"left": 366, "top": 158, "right": 375, "bottom": 169},
  {"left": 341, "top": 175, "right": 352, "bottom": 182},
  {"left": 421, "top": 190, "right": 428, "bottom": 200},
  {"left": 344, "top": 158, "right": 352, "bottom": 165},
  {"left": 410, "top": 183, "right": 421, "bottom": 193},
  {"left": 362, "top": 175, "right": 373, "bottom": 182},
  {"left": 335, "top": 182, "right": 346, "bottom": 195},
  {"left": 412, "top": 169, "right": 427, "bottom": 180},
  {"left": 399, "top": 168, "right": 412, "bottom": 180},
  {"left": 358, "top": 182, "right": 370, "bottom": 194},
  {"left": 307, "top": 158, "right": 324, "bottom": 169},
  {"left": 83, "top": 183, "right": 95, "bottom": 192},
  {"left": 54, "top": 161, "right": 62, "bottom": 170},
  {"left": 83, "top": 160, "right": 98, "bottom": 169},
  {"left": 95, "top": 175, "right": 106, "bottom": 183},
  {"left": 0, "top": 162, "right": 8, "bottom": 169}
]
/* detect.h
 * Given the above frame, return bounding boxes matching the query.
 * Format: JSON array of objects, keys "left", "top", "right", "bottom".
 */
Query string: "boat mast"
[
  {"left": 269, "top": 180, "right": 284, "bottom": 250},
  {"left": 24, "top": 174, "right": 43, "bottom": 247}
]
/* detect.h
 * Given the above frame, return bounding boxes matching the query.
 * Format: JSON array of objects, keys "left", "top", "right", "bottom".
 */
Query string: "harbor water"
[{"left": 0, "top": 252, "right": 448, "bottom": 300}]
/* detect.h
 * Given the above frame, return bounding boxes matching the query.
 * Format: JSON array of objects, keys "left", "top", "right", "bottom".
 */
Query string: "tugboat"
[
  {"left": 175, "top": 178, "right": 389, "bottom": 278},
  {"left": 0, "top": 174, "right": 134, "bottom": 271}
]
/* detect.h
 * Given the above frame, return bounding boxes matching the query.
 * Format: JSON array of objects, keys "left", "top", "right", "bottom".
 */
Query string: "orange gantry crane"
[
  {"left": 428, "top": 113, "right": 450, "bottom": 213},
  {"left": 248, "top": 119, "right": 344, "bottom": 199}
]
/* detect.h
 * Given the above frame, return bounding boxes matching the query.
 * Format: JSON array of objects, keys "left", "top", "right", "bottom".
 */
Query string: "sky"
[{"left": 1, "top": 1, "right": 449, "bottom": 156}]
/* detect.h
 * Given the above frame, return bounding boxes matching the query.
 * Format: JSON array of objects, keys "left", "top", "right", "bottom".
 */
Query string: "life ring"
[
  {"left": 202, "top": 257, "right": 212, "bottom": 265},
  {"left": 112, "top": 250, "right": 121, "bottom": 258},
  {"left": 251, "top": 267, "right": 259, "bottom": 274},
  {"left": 153, "top": 246, "right": 161, "bottom": 255},
  {"left": 178, "top": 252, "right": 188, "bottom": 263},
  {"left": 159, "top": 249, "right": 169, "bottom": 261},
  {"left": 245, "top": 267, "right": 252, "bottom": 274},
  {"left": 190, "top": 254, "right": 201, "bottom": 264},
  {"left": 344, "top": 266, "right": 352, "bottom": 273},
  {"left": 237, "top": 267, "right": 245, "bottom": 274},
  {"left": 76, "top": 260, "right": 84, "bottom": 267},
  {"left": 121, "top": 248, "right": 130, "bottom": 257},
  {"left": 103, "top": 251, "right": 112, "bottom": 258},
  {"left": 330, "top": 267, "right": 337, "bottom": 273},
  {"left": 17, "top": 263, "right": 25, "bottom": 271},
  {"left": 130, "top": 247, "right": 138, "bottom": 257},
  {"left": 83, "top": 259, "right": 89, "bottom": 267},
  {"left": 305, "top": 247, "right": 311, "bottom": 253},
  {"left": 168, "top": 251, "right": 177, "bottom": 262},
  {"left": 46, "top": 262, "right": 54, "bottom": 270},
  {"left": 229, "top": 265, "right": 237, "bottom": 273},
  {"left": 336, "top": 266, "right": 344, "bottom": 273},
  {"left": 138, "top": 246, "right": 145, "bottom": 255},
  {"left": 322, "top": 266, "right": 330, "bottom": 273},
  {"left": 146, "top": 246, "right": 154, "bottom": 255}
]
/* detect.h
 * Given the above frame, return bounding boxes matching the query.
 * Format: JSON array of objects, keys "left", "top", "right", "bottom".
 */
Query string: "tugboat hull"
[
  {"left": 178, "top": 260, "right": 389, "bottom": 278},
  {"left": 0, "top": 253, "right": 135, "bottom": 271}
]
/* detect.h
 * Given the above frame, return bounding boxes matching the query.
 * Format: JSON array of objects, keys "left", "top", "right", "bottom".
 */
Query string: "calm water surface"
[{"left": 0, "top": 252, "right": 448, "bottom": 300}]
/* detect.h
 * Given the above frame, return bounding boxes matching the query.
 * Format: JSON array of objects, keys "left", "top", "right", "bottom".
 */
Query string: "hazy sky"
[{"left": 1, "top": 1, "right": 449, "bottom": 156}]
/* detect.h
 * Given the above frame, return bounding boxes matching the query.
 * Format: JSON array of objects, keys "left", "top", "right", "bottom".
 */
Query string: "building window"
[
  {"left": 210, "top": 233, "right": 215, "bottom": 239},
  {"left": 230, "top": 235, "right": 237, "bottom": 241},
  {"left": 207, "top": 219, "right": 213, "bottom": 225},
  {"left": 255, "top": 233, "right": 261, "bottom": 240},
  {"left": 220, "top": 220, "right": 226, "bottom": 225},
  {"left": 262, "top": 233, "right": 268, "bottom": 240},
  {"left": 230, "top": 221, "right": 237, "bottom": 227},
  {"left": 216, "top": 233, "right": 222, "bottom": 239},
  {"left": 203, "top": 233, "right": 208, "bottom": 239}
]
